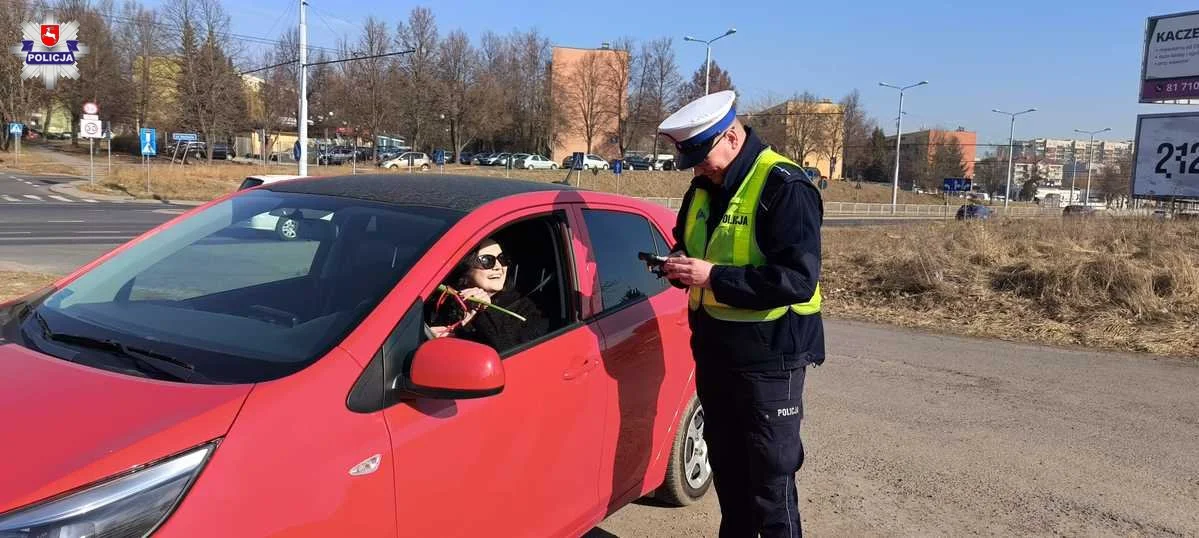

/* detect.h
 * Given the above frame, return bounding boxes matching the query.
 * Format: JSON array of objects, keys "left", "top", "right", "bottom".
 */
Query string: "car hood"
[{"left": 0, "top": 343, "right": 252, "bottom": 514}]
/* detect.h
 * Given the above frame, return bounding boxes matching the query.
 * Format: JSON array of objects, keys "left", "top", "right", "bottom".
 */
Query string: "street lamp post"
[
  {"left": 683, "top": 29, "right": 736, "bottom": 95},
  {"left": 879, "top": 81, "right": 928, "bottom": 214},
  {"left": 992, "top": 108, "right": 1036, "bottom": 209},
  {"left": 1074, "top": 127, "right": 1111, "bottom": 207}
]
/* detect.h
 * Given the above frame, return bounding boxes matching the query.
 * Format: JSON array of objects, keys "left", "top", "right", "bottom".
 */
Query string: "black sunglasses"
[{"left": 468, "top": 253, "right": 511, "bottom": 269}]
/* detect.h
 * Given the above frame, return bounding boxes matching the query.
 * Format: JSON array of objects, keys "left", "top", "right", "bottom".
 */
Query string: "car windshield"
[{"left": 13, "top": 190, "right": 459, "bottom": 384}]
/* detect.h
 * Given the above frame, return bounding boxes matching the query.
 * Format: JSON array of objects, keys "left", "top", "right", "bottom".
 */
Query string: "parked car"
[
  {"left": 237, "top": 175, "right": 329, "bottom": 240},
  {"left": 317, "top": 147, "right": 356, "bottom": 165},
  {"left": 515, "top": 154, "right": 558, "bottom": 170},
  {"left": 380, "top": 152, "right": 431, "bottom": 170},
  {"left": 458, "top": 151, "right": 474, "bottom": 165},
  {"left": 499, "top": 153, "right": 530, "bottom": 167},
  {"left": 0, "top": 173, "right": 712, "bottom": 536},
  {"left": 482, "top": 152, "right": 510, "bottom": 166},
  {"left": 956, "top": 203, "right": 992, "bottom": 220},
  {"left": 471, "top": 152, "right": 494, "bottom": 165},
  {"left": 562, "top": 154, "right": 610, "bottom": 170},
  {"left": 1062, "top": 205, "right": 1097, "bottom": 218},
  {"left": 375, "top": 147, "right": 404, "bottom": 162}
]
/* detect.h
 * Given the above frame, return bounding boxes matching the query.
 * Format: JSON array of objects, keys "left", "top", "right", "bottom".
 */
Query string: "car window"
[
  {"left": 424, "top": 213, "right": 571, "bottom": 356},
  {"left": 581, "top": 209, "right": 669, "bottom": 313},
  {"left": 238, "top": 177, "right": 263, "bottom": 190},
  {"left": 21, "top": 190, "right": 460, "bottom": 384}
]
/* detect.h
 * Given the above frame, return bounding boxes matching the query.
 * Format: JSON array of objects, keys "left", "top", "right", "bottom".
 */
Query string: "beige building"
[
  {"left": 549, "top": 45, "right": 628, "bottom": 164},
  {"left": 745, "top": 99, "right": 844, "bottom": 179}
]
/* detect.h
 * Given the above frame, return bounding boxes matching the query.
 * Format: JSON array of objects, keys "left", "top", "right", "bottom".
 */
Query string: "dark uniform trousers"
[{"left": 696, "top": 363, "right": 807, "bottom": 538}]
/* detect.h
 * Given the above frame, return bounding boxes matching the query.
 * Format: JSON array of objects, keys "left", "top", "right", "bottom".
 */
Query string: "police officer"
[{"left": 658, "top": 90, "right": 824, "bottom": 538}]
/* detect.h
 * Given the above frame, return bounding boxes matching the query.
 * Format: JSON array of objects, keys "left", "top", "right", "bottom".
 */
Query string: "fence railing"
[{"left": 636, "top": 197, "right": 1060, "bottom": 218}]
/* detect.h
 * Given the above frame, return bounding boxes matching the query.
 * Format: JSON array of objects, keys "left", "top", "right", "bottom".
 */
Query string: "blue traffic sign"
[
  {"left": 172, "top": 132, "right": 198, "bottom": 142},
  {"left": 8, "top": 123, "right": 22, "bottom": 134},
  {"left": 942, "top": 177, "right": 972, "bottom": 192},
  {"left": 139, "top": 128, "right": 157, "bottom": 156},
  {"left": 293, "top": 141, "right": 301, "bottom": 161},
  {"left": 613, "top": 159, "right": 622, "bottom": 175}
]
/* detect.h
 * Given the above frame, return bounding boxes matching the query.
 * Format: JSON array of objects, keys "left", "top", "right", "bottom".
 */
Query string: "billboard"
[
  {"left": 1131, "top": 111, "right": 1199, "bottom": 200},
  {"left": 1140, "top": 11, "right": 1199, "bottom": 102}
]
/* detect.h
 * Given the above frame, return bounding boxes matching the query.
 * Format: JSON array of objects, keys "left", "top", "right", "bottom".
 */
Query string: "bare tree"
[
  {"left": 840, "top": 90, "right": 875, "bottom": 180},
  {"left": 339, "top": 17, "right": 394, "bottom": 158},
  {"left": 0, "top": 0, "right": 47, "bottom": 151},
  {"left": 510, "top": 30, "right": 551, "bottom": 154},
  {"left": 642, "top": 37, "right": 682, "bottom": 159},
  {"left": 165, "top": 0, "right": 246, "bottom": 161},
  {"left": 605, "top": 38, "right": 635, "bottom": 157},
  {"left": 437, "top": 30, "right": 482, "bottom": 161},
  {"left": 396, "top": 7, "right": 440, "bottom": 152},
  {"left": 55, "top": 0, "right": 131, "bottom": 146},
  {"left": 817, "top": 109, "right": 845, "bottom": 179}
]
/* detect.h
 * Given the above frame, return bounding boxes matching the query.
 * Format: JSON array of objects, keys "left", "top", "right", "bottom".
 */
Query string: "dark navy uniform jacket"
[{"left": 670, "top": 127, "right": 826, "bottom": 372}]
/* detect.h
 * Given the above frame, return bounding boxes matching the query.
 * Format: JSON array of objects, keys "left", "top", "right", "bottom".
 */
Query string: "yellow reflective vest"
[{"left": 682, "top": 148, "right": 822, "bottom": 322}]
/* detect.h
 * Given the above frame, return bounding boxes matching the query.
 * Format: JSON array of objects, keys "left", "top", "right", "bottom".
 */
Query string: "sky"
[{"left": 150, "top": 0, "right": 1199, "bottom": 153}]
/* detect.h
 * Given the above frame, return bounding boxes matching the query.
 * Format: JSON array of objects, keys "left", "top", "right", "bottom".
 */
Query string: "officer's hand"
[{"left": 663, "top": 256, "right": 713, "bottom": 289}]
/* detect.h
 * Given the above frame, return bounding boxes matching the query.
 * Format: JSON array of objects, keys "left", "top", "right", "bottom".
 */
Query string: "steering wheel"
[{"left": 248, "top": 305, "right": 300, "bottom": 327}]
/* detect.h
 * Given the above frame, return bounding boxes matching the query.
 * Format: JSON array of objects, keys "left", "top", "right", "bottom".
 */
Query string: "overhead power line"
[{"left": 237, "top": 49, "right": 416, "bottom": 76}]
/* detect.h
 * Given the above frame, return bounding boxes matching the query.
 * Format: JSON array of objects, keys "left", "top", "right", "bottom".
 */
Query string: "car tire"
[
  {"left": 275, "top": 216, "right": 300, "bottom": 241},
  {"left": 550, "top": 164, "right": 558, "bottom": 170},
  {"left": 602, "top": 163, "right": 609, "bottom": 170},
  {"left": 421, "top": 164, "right": 430, "bottom": 171},
  {"left": 653, "top": 394, "right": 712, "bottom": 506}
]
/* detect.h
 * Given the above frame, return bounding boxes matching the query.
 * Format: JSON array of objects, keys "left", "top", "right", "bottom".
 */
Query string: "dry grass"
[
  {"left": 78, "top": 163, "right": 257, "bottom": 201},
  {"left": 0, "top": 152, "right": 85, "bottom": 176},
  {"left": 822, "top": 217, "right": 1199, "bottom": 358},
  {"left": 0, "top": 271, "right": 58, "bottom": 303}
]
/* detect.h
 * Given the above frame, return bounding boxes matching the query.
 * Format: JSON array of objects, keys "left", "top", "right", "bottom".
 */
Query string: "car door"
[
  {"left": 573, "top": 205, "right": 694, "bottom": 509},
  {"left": 384, "top": 206, "right": 608, "bottom": 538}
]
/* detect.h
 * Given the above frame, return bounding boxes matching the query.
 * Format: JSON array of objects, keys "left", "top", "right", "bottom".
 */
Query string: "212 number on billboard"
[{"left": 1154, "top": 142, "right": 1199, "bottom": 179}]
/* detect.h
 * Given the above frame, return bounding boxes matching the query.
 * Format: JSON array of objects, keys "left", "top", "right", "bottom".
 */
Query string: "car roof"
[
  {"left": 263, "top": 173, "right": 577, "bottom": 212},
  {"left": 246, "top": 174, "right": 304, "bottom": 185}
]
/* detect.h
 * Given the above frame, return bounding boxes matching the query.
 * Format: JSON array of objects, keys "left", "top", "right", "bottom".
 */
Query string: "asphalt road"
[
  {"left": 0, "top": 171, "right": 183, "bottom": 273},
  {"left": 591, "top": 321, "right": 1199, "bottom": 536}
]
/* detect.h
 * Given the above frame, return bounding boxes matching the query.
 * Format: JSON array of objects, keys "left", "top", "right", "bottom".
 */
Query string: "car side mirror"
[{"left": 398, "top": 338, "right": 505, "bottom": 400}]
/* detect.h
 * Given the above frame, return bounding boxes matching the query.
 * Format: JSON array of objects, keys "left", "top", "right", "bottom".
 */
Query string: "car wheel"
[
  {"left": 421, "top": 164, "right": 430, "bottom": 171},
  {"left": 387, "top": 164, "right": 397, "bottom": 169},
  {"left": 275, "top": 216, "right": 300, "bottom": 241},
  {"left": 654, "top": 394, "right": 712, "bottom": 506},
  {"left": 550, "top": 164, "right": 558, "bottom": 170},
  {"left": 602, "top": 163, "right": 609, "bottom": 170}
]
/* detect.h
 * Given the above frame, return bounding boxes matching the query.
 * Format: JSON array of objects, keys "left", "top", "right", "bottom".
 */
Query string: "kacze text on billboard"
[{"left": 1141, "top": 11, "right": 1199, "bottom": 102}]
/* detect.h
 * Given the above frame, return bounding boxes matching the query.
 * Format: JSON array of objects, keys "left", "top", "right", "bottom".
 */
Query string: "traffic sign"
[
  {"left": 172, "top": 133, "right": 198, "bottom": 142},
  {"left": 293, "top": 141, "right": 301, "bottom": 161},
  {"left": 79, "top": 118, "right": 102, "bottom": 139},
  {"left": 8, "top": 123, "right": 21, "bottom": 134},
  {"left": 139, "top": 128, "right": 157, "bottom": 156},
  {"left": 82, "top": 102, "right": 98, "bottom": 115},
  {"left": 942, "top": 177, "right": 972, "bottom": 192},
  {"left": 613, "top": 159, "right": 622, "bottom": 175},
  {"left": 1132, "top": 111, "right": 1199, "bottom": 199}
]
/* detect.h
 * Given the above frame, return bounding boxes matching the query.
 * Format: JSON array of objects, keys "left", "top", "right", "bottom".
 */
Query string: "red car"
[{"left": 0, "top": 174, "right": 712, "bottom": 536}]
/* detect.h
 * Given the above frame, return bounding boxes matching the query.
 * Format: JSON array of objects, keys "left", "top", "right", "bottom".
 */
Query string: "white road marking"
[
  {"left": 23, "top": 195, "right": 42, "bottom": 201},
  {"left": 0, "top": 232, "right": 32, "bottom": 235},
  {"left": 1, "top": 195, "right": 18, "bottom": 202},
  {"left": 75, "top": 231, "right": 125, "bottom": 234},
  {"left": 46, "top": 220, "right": 85, "bottom": 223},
  {"left": 82, "top": 199, "right": 97, "bottom": 203},
  {"left": 48, "top": 195, "right": 74, "bottom": 202}
]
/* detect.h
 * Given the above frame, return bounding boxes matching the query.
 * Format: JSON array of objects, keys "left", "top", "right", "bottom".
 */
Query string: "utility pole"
[
  {"left": 1074, "top": 127, "right": 1111, "bottom": 207},
  {"left": 298, "top": 0, "right": 308, "bottom": 176},
  {"left": 992, "top": 108, "right": 1036, "bottom": 209},
  {"left": 879, "top": 81, "right": 928, "bottom": 214}
]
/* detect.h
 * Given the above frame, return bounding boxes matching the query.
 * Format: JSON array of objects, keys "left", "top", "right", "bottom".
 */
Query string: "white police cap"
[{"left": 657, "top": 90, "right": 737, "bottom": 169}]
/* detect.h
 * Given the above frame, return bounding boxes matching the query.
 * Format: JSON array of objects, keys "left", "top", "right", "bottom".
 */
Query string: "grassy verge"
[
  {"left": 823, "top": 218, "right": 1199, "bottom": 358},
  {"left": 0, "top": 271, "right": 58, "bottom": 303},
  {"left": 78, "top": 163, "right": 245, "bottom": 201}
]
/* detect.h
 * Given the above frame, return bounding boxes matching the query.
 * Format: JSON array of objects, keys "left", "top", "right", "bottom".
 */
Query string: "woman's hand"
[
  {"left": 459, "top": 287, "right": 492, "bottom": 306},
  {"left": 429, "top": 326, "right": 454, "bottom": 338}
]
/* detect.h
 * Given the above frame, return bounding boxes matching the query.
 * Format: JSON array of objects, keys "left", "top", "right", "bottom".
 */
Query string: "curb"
[{"left": 49, "top": 180, "right": 207, "bottom": 206}]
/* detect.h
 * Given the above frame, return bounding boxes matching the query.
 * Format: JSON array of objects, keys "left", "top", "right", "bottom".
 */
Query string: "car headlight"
[{"left": 0, "top": 443, "right": 214, "bottom": 538}]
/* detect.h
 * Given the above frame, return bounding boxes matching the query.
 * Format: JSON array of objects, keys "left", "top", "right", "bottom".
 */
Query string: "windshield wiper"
[{"left": 31, "top": 312, "right": 207, "bottom": 383}]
